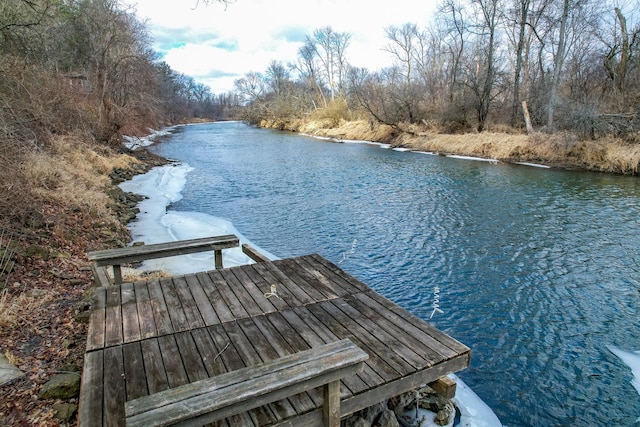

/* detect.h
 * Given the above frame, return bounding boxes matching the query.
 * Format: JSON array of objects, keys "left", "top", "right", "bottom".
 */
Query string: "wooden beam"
[
  {"left": 323, "top": 380, "right": 341, "bottom": 427},
  {"left": 88, "top": 235, "right": 239, "bottom": 267},
  {"left": 428, "top": 376, "right": 457, "bottom": 399},
  {"left": 242, "top": 243, "right": 271, "bottom": 263},
  {"left": 214, "top": 250, "right": 223, "bottom": 269},
  {"left": 91, "top": 264, "right": 112, "bottom": 287}
]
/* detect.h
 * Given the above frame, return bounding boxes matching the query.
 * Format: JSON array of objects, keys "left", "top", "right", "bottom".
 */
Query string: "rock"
[
  {"left": 0, "top": 353, "right": 25, "bottom": 386},
  {"left": 435, "top": 408, "right": 450, "bottom": 426},
  {"left": 375, "top": 409, "right": 399, "bottom": 427},
  {"left": 358, "top": 402, "right": 387, "bottom": 424},
  {"left": 38, "top": 373, "right": 81, "bottom": 399},
  {"left": 348, "top": 418, "right": 371, "bottom": 427},
  {"left": 52, "top": 403, "right": 77, "bottom": 422}
]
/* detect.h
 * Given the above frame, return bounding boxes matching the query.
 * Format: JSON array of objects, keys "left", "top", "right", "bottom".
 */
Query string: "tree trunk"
[
  {"left": 511, "top": 0, "right": 530, "bottom": 126},
  {"left": 522, "top": 101, "right": 534, "bottom": 134},
  {"left": 547, "top": 0, "right": 569, "bottom": 130}
]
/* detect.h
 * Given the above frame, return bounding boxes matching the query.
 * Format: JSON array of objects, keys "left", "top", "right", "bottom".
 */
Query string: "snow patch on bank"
[
  {"left": 608, "top": 346, "right": 640, "bottom": 396},
  {"left": 118, "top": 163, "right": 276, "bottom": 274},
  {"left": 123, "top": 126, "right": 182, "bottom": 150}
]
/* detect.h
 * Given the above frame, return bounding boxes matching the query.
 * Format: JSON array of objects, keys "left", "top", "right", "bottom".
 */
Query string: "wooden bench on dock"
[
  {"left": 124, "top": 339, "right": 367, "bottom": 427},
  {"left": 87, "top": 235, "right": 240, "bottom": 285}
]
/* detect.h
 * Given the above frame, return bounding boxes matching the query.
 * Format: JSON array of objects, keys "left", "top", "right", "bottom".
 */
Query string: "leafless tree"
[{"left": 304, "top": 26, "right": 351, "bottom": 102}]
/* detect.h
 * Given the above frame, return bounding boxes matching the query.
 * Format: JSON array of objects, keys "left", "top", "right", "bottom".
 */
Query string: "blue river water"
[{"left": 147, "top": 121, "right": 640, "bottom": 426}]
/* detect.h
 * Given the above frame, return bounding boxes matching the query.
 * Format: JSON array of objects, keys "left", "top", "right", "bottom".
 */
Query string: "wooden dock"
[{"left": 79, "top": 241, "right": 470, "bottom": 426}]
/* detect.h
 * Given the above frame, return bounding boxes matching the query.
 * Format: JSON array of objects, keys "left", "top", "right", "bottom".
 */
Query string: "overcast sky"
[{"left": 124, "top": 0, "right": 439, "bottom": 94}]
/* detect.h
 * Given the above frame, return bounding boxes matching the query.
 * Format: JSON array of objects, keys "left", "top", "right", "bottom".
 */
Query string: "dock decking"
[{"left": 79, "top": 252, "right": 470, "bottom": 426}]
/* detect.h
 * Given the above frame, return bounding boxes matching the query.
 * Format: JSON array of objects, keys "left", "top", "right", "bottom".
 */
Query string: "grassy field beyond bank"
[{"left": 261, "top": 118, "right": 640, "bottom": 175}]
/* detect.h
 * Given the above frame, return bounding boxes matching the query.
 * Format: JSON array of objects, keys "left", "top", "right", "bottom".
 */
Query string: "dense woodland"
[
  {"left": 236, "top": 0, "right": 640, "bottom": 137},
  {"left": 0, "top": 0, "right": 240, "bottom": 226}
]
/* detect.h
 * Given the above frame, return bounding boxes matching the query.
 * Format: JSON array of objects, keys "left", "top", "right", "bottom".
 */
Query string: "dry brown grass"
[
  {"left": 300, "top": 119, "right": 397, "bottom": 142},
  {"left": 393, "top": 131, "right": 640, "bottom": 174},
  {"left": 0, "top": 288, "right": 54, "bottom": 333},
  {"left": 23, "top": 134, "right": 140, "bottom": 220}
]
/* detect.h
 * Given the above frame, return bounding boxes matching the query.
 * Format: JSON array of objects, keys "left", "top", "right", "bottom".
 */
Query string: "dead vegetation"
[
  {"left": 263, "top": 117, "right": 640, "bottom": 175},
  {"left": 0, "top": 130, "right": 148, "bottom": 425}
]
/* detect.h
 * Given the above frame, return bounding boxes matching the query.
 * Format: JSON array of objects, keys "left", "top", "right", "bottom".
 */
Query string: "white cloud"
[{"left": 124, "top": 0, "right": 439, "bottom": 93}]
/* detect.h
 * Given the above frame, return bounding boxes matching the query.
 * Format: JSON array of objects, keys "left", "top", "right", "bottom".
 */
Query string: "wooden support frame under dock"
[{"left": 79, "top": 236, "right": 471, "bottom": 426}]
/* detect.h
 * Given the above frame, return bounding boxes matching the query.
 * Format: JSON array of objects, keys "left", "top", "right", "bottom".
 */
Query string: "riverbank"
[
  {"left": 0, "top": 138, "right": 167, "bottom": 425},
  {"left": 260, "top": 118, "right": 640, "bottom": 175}
]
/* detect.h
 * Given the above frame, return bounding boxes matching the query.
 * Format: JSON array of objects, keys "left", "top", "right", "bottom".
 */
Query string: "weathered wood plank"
[
  {"left": 305, "top": 303, "right": 399, "bottom": 382},
  {"left": 123, "top": 342, "right": 147, "bottom": 401},
  {"left": 290, "top": 256, "right": 346, "bottom": 299},
  {"left": 269, "top": 259, "right": 324, "bottom": 304},
  {"left": 103, "top": 346, "right": 125, "bottom": 426},
  {"left": 157, "top": 335, "right": 189, "bottom": 388},
  {"left": 171, "top": 276, "right": 205, "bottom": 330},
  {"left": 299, "top": 255, "right": 360, "bottom": 296},
  {"left": 347, "top": 293, "right": 444, "bottom": 365},
  {"left": 281, "top": 308, "right": 371, "bottom": 395},
  {"left": 251, "top": 315, "right": 322, "bottom": 407},
  {"left": 242, "top": 243, "right": 271, "bottom": 263},
  {"left": 228, "top": 267, "right": 278, "bottom": 315},
  {"left": 251, "top": 262, "right": 308, "bottom": 307},
  {"left": 184, "top": 274, "right": 220, "bottom": 325},
  {"left": 174, "top": 331, "right": 209, "bottom": 383},
  {"left": 78, "top": 350, "right": 103, "bottom": 427},
  {"left": 209, "top": 270, "right": 251, "bottom": 319},
  {"left": 190, "top": 328, "right": 227, "bottom": 377},
  {"left": 206, "top": 324, "right": 240, "bottom": 371},
  {"left": 220, "top": 269, "right": 265, "bottom": 317},
  {"left": 91, "top": 264, "right": 112, "bottom": 287},
  {"left": 86, "top": 288, "right": 106, "bottom": 351},
  {"left": 236, "top": 317, "right": 317, "bottom": 414},
  {"left": 244, "top": 264, "right": 290, "bottom": 312},
  {"left": 133, "top": 281, "right": 157, "bottom": 339},
  {"left": 197, "top": 271, "right": 236, "bottom": 323},
  {"left": 159, "top": 277, "right": 190, "bottom": 332},
  {"left": 125, "top": 340, "right": 367, "bottom": 427},
  {"left": 323, "top": 380, "right": 341, "bottom": 427},
  {"left": 204, "top": 324, "right": 264, "bottom": 427},
  {"left": 121, "top": 283, "right": 141, "bottom": 344},
  {"left": 356, "top": 291, "right": 470, "bottom": 356},
  {"left": 320, "top": 300, "right": 415, "bottom": 376},
  {"left": 223, "top": 320, "right": 298, "bottom": 420},
  {"left": 104, "top": 286, "right": 123, "bottom": 347},
  {"left": 146, "top": 279, "right": 174, "bottom": 336},
  {"left": 307, "top": 254, "right": 370, "bottom": 293},
  {"left": 87, "top": 235, "right": 239, "bottom": 266},
  {"left": 140, "top": 338, "right": 169, "bottom": 395},
  {"left": 429, "top": 376, "right": 457, "bottom": 399},
  {"left": 335, "top": 295, "right": 428, "bottom": 369}
]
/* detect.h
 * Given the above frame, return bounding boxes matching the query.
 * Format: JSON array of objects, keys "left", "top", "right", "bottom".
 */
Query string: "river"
[{"left": 129, "top": 121, "right": 640, "bottom": 426}]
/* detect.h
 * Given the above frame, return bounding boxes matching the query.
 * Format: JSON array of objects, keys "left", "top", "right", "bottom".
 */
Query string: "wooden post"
[
  {"left": 214, "top": 250, "right": 223, "bottom": 269},
  {"left": 113, "top": 265, "right": 123, "bottom": 285},
  {"left": 323, "top": 380, "right": 341, "bottom": 427}
]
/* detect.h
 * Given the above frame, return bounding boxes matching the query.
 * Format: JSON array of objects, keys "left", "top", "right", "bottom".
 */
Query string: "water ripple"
[{"left": 150, "top": 122, "right": 640, "bottom": 427}]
